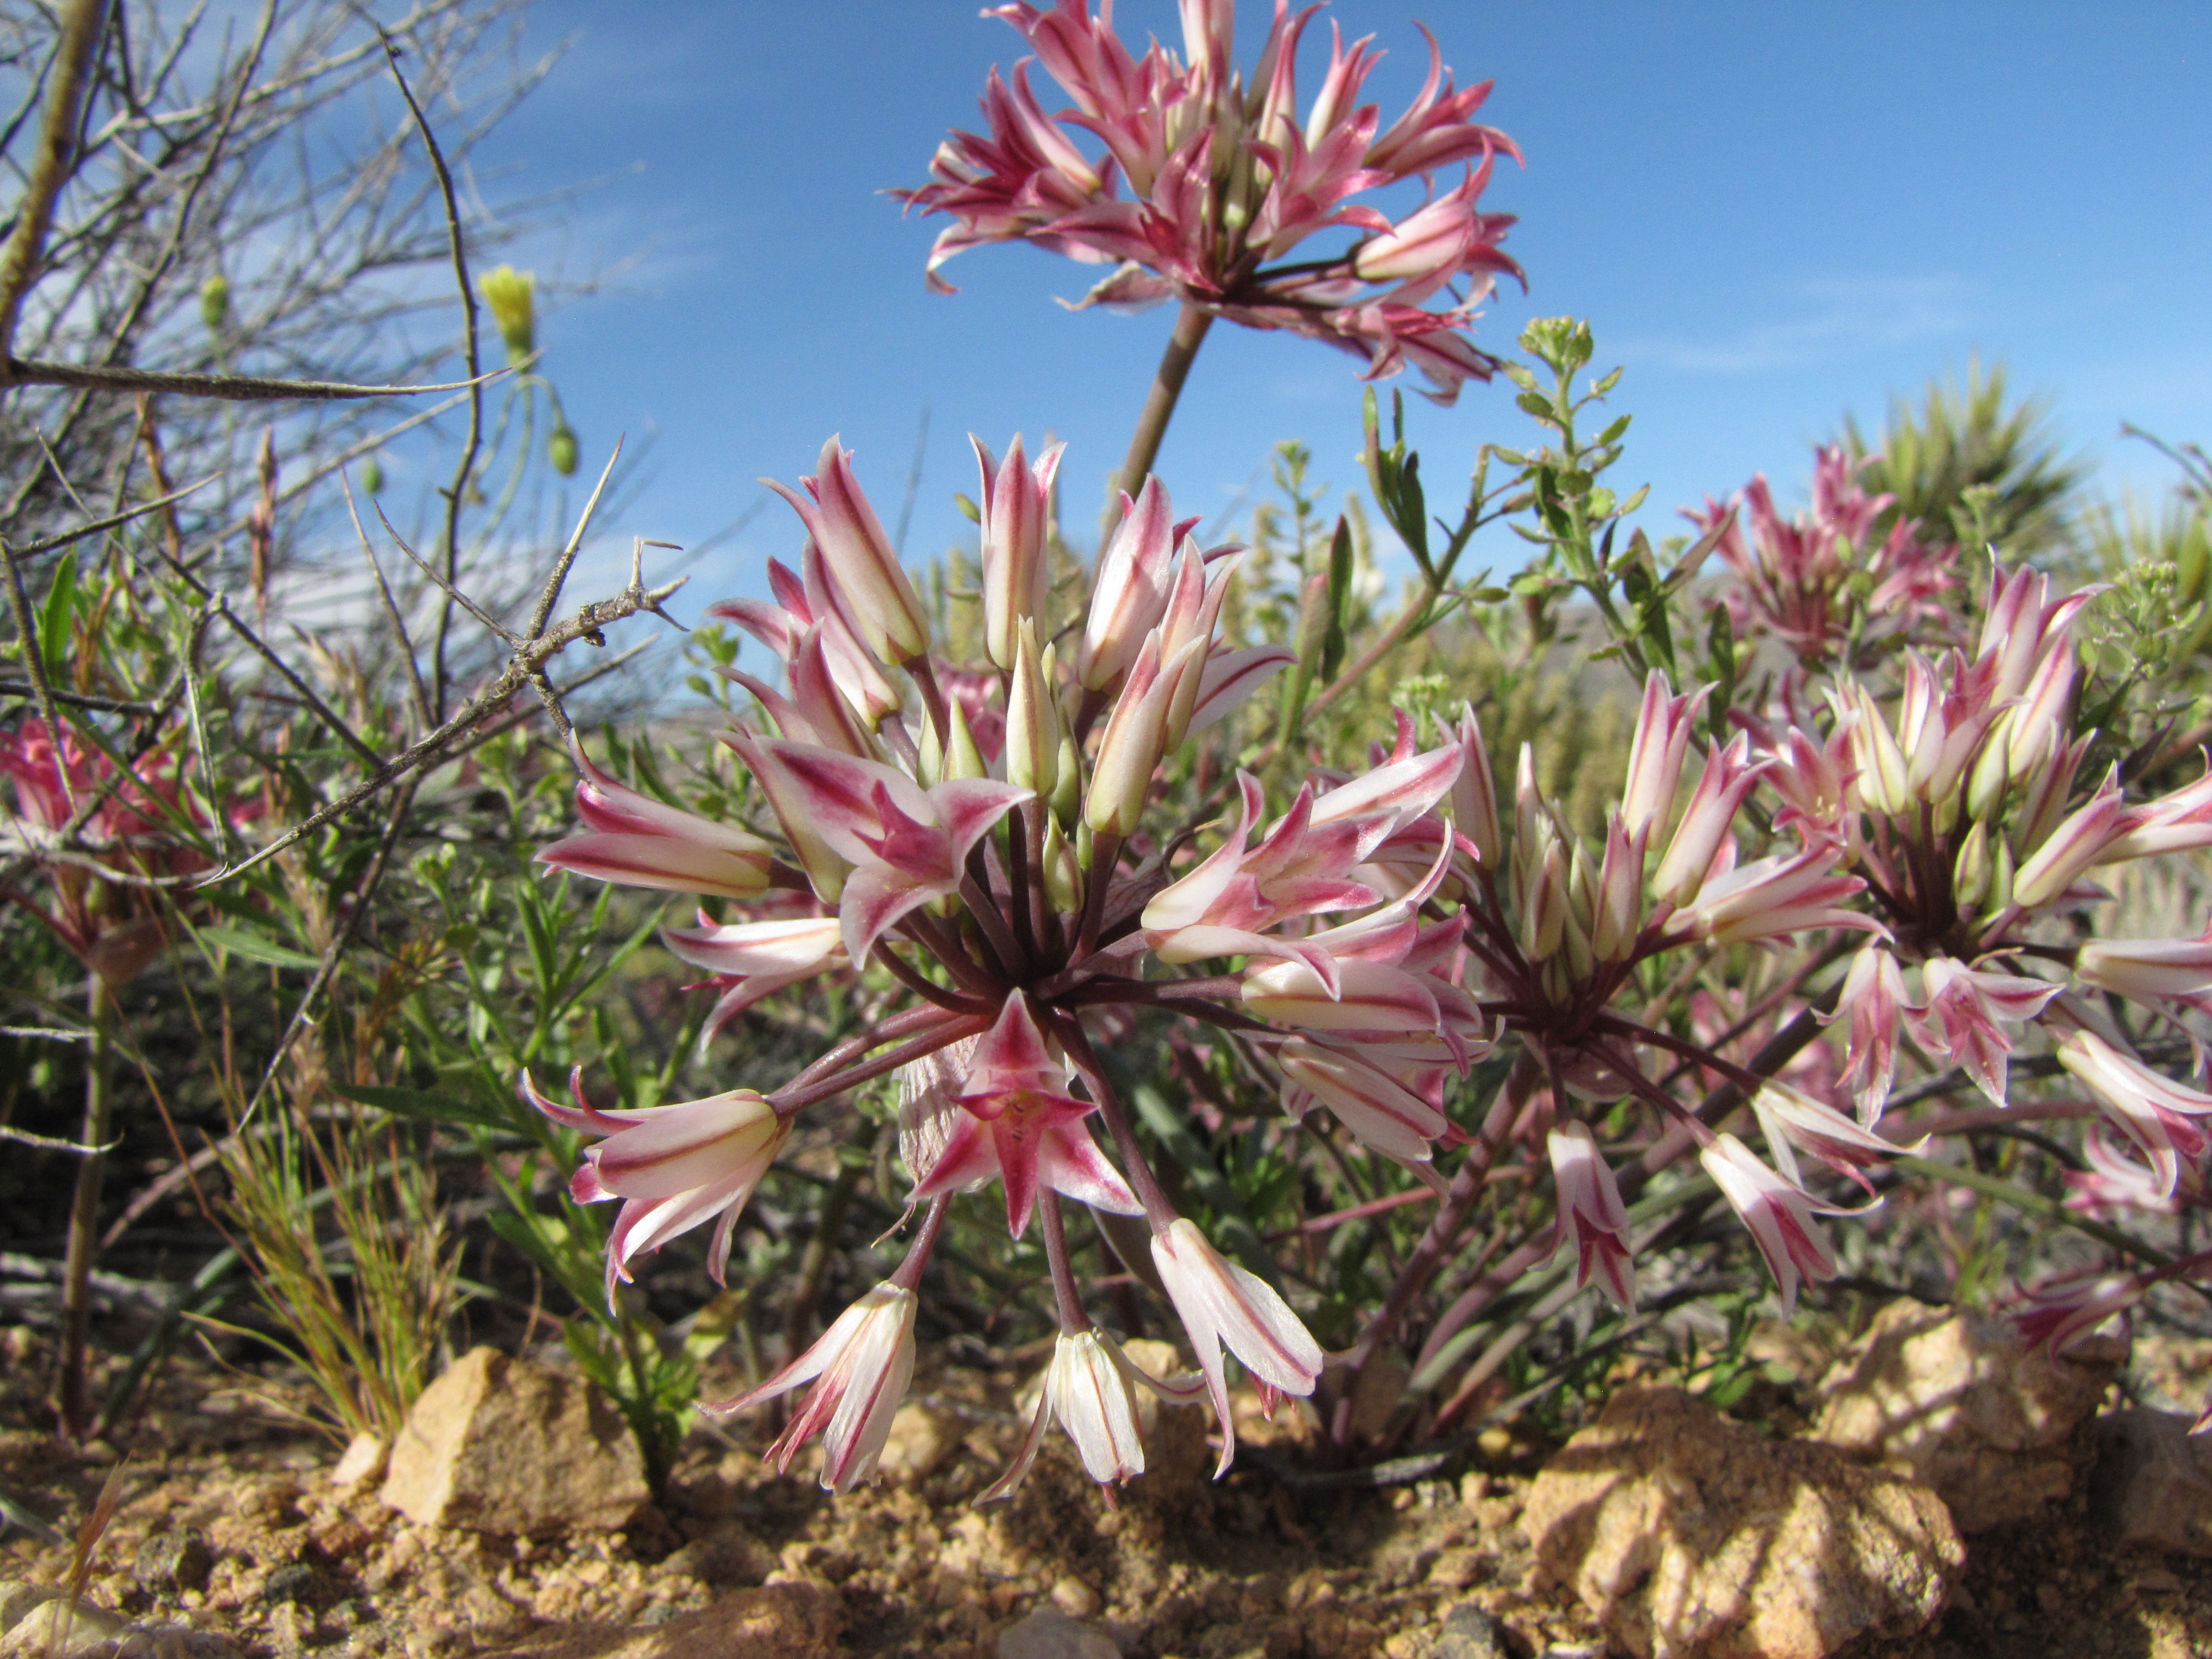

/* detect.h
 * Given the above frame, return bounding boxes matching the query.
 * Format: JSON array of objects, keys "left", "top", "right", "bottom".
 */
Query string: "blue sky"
[{"left": 465, "top": 2, "right": 2212, "bottom": 617}]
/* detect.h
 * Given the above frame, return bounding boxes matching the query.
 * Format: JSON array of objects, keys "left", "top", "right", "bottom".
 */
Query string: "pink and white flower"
[
  {"left": 706, "top": 1283, "right": 919, "bottom": 1491},
  {"left": 1699, "top": 1133, "right": 1869, "bottom": 1318},
  {"left": 538, "top": 739, "right": 774, "bottom": 900},
  {"left": 733, "top": 738, "right": 1029, "bottom": 965},
  {"left": 1907, "top": 958, "right": 2061, "bottom": 1107},
  {"left": 1822, "top": 945, "right": 1916, "bottom": 1123},
  {"left": 980, "top": 1328, "right": 1207, "bottom": 1500},
  {"left": 662, "top": 914, "right": 848, "bottom": 1042},
  {"left": 1150, "top": 1218, "right": 1324, "bottom": 1478},
  {"left": 2052, "top": 1021, "right": 2212, "bottom": 1197},
  {"left": 909, "top": 992, "right": 1142, "bottom": 1235},
  {"left": 520, "top": 1069, "right": 789, "bottom": 1302},
  {"left": 2011, "top": 1267, "right": 2142, "bottom": 1356},
  {"left": 1548, "top": 1123, "right": 1636, "bottom": 1310},
  {"left": 899, "top": 0, "right": 1521, "bottom": 403}
]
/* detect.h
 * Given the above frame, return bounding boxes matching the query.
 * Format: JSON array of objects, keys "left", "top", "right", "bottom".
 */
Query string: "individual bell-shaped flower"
[{"left": 705, "top": 1283, "right": 919, "bottom": 1491}]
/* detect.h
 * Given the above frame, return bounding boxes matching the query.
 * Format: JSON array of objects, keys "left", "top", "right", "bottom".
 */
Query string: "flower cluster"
[
  {"left": 532, "top": 409, "right": 2212, "bottom": 1484},
  {"left": 1686, "top": 445, "right": 1959, "bottom": 676},
  {"left": 1, "top": 717, "right": 206, "bottom": 986},
  {"left": 898, "top": 0, "right": 1521, "bottom": 403}
]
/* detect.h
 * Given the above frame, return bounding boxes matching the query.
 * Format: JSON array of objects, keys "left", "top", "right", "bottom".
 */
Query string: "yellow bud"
[
  {"left": 478, "top": 264, "right": 536, "bottom": 363},
  {"left": 200, "top": 274, "right": 229, "bottom": 334}
]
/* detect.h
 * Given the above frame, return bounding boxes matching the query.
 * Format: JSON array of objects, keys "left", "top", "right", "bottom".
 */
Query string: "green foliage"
[{"left": 1841, "top": 359, "right": 2086, "bottom": 559}]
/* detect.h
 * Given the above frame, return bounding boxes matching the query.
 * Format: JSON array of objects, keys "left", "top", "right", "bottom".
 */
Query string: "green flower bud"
[
  {"left": 200, "top": 274, "right": 229, "bottom": 334},
  {"left": 362, "top": 458, "right": 385, "bottom": 495},
  {"left": 1953, "top": 821, "right": 1994, "bottom": 912},
  {"left": 477, "top": 264, "right": 536, "bottom": 363},
  {"left": 549, "top": 424, "right": 579, "bottom": 477}
]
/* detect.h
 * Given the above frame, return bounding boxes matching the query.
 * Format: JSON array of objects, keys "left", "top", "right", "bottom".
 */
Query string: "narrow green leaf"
[
  {"left": 199, "top": 925, "right": 323, "bottom": 971},
  {"left": 335, "top": 1082, "right": 512, "bottom": 1132}
]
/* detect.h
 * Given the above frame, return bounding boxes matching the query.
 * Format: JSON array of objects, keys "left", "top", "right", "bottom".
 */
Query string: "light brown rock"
[
  {"left": 2089, "top": 1407, "right": 2212, "bottom": 1556},
  {"left": 1522, "top": 1385, "right": 1961, "bottom": 1659},
  {"left": 1, "top": 1601, "right": 125, "bottom": 1657},
  {"left": 331, "top": 1432, "right": 388, "bottom": 1489},
  {"left": 479, "top": 1584, "right": 838, "bottom": 1659},
  {"left": 379, "top": 1347, "right": 649, "bottom": 1536},
  {"left": 878, "top": 1402, "right": 962, "bottom": 1481},
  {"left": 0, "top": 1585, "right": 59, "bottom": 1636},
  {"left": 1815, "top": 1300, "right": 2120, "bottom": 1531}
]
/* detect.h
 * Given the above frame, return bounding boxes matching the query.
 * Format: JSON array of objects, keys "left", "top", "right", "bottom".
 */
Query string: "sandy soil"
[{"left": 3, "top": 1327, "right": 2210, "bottom": 1659}]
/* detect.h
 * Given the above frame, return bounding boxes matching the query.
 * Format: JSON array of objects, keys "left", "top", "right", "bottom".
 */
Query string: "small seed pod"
[
  {"left": 549, "top": 424, "right": 579, "bottom": 477},
  {"left": 200, "top": 274, "right": 229, "bottom": 334},
  {"left": 362, "top": 458, "right": 385, "bottom": 495}
]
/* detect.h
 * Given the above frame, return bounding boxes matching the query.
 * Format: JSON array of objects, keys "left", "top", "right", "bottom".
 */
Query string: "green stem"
[{"left": 1891, "top": 1155, "right": 2173, "bottom": 1269}]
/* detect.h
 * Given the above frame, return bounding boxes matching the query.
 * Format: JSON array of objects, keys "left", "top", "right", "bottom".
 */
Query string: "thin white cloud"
[{"left": 1622, "top": 275, "right": 1979, "bottom": 375}]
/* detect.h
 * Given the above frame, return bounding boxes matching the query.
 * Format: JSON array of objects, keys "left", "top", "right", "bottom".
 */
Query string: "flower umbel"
[{"left": 900, "top": 1, "right": 1522, "bottom": 403}]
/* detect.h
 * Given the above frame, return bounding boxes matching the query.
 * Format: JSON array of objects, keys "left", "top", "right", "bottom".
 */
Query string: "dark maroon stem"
[
  {"left": 774, "top": 1015, "right": 989, "bottom": 1114},
  {"left": 1040, "top": 1192, "right": 1089, "bottom": 1334},
  {"left": 1051, "top": 1009, "right": 1176, "bottom": 1230},
  {"left": 1328, "top": 1052, "right": 1525, "bottom": 1447},
  {"left": 890, "top": 1195, "right": 951, "bottom": 1293}
]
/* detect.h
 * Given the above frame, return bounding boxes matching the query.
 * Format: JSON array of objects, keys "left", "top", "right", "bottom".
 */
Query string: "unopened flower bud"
[
  {"left": 1041, "top": 817, "right": 1083, "bottom": 913},
  {"left": 362, "top": 458, "right": 385, "bottom": 495},
  {"left": 1953, "top": 820, "right": 1994, "bottom": 911},
  {"left": 200, "top": 273, "right": 229, "bottom": 334},
  {"left": 1051, "top": 732, "right": 1081, "bottom": 828},
  {"left": 1005, "top": 621, "right": 1060, "bottom": 797},
  {"left": 1964, "top": 719, "right": 2013, "bottom": 823},
  {"left": 478, "top": 264, "right": 536, "bottom": 363},
  {"left": 549, "top": 424, "right": 579, "bottom": 477},
  {"left": 943, "top": 697, "right": 988, "bottom": 781}
]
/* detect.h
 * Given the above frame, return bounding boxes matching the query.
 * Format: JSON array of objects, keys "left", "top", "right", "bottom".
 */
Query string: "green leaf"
[
  {"left": 1321, "top": 515, "right": 1354, "bottom": 685},
  {"left": 198, "top": 925, "right": 322, "bottom": 971},
  {"left": 335, "top": 1082, "right": 512, "bottom": 1132},
  {"left": 40, "top": 550, "right": 80, "bottom": 686}
]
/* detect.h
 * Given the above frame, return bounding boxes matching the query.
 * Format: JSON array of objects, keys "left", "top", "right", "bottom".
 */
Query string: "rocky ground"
[{"left": 3, "top": 1313, "right": 2211, "bottom": 1659}]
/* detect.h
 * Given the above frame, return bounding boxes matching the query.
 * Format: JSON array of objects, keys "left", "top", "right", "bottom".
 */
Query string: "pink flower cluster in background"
[{"left": 898, "top": 0, "right": 1521, "bottom": 402}]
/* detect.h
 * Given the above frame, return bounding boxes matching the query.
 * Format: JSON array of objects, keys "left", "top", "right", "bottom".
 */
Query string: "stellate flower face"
[
  {"left": 1905, "top": 958, "right": 2060, "bottom": 1107},
  {"left": 521, "top": 1070, "right": 789, "bottom": 1303},
  {"left": 901, "top": 0, "right": 1521, "bottom": 401},
  {"left": 707, "top": 1283, "right": 919, "bottom": 1492},
  {"left": 911, "top": 992, "right": 1142, "bottom": 1235},
  {"left": 733, "top": 738, "right": 1030, "bottom": 966}
]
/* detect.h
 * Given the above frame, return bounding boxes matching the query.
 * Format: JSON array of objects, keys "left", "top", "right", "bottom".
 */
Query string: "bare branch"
[
  {"left": 1, "top": 356, "right": 509, "bottom": 402},
  {"left": 199, "top": 560, "right": 688, "bottom": 888},
  {"left": 0, "top": 0, "right": 106, "bottom": 369}
]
